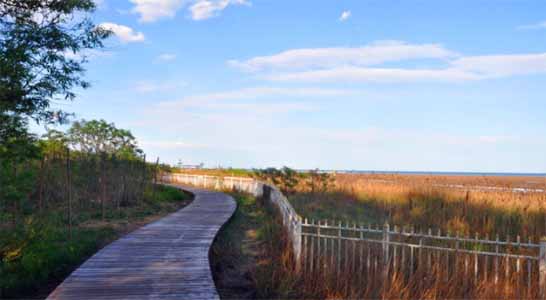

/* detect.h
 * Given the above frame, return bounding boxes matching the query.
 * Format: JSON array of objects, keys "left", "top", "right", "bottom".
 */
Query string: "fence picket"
[
  {"left": 352, "top": 223, "right": 357, "bottom": 274},
  {"left": 410, "top": 245, "right": 414, "bottom": 276},
  {"left": 337, "top": 221, "right": 342, "bottom": 275},
  {"left": 393, "top": 225, "right": 399, "bottom": 272},
  {"left": 474, "top": 232, "right": 479, "bottom": 283},
  {"left": 495, "top": 234, "right": 500, "bottom": 284},
  {"left": 303, "top": 218, "right": 308, "bottom": 273},
  {"left": 506, "top": 235, "right": 511, "bottom": 281},
  {"left": 310, "top": 219, "right": 315, "bottom": 275}
]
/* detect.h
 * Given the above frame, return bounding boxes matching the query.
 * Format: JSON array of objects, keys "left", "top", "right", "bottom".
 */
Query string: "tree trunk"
[{"left": 101, "top": 153, "right": 106, "bottom": 221}]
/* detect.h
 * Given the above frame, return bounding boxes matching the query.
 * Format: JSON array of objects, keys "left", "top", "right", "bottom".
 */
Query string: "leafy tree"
[
  {"left": 0, "top": 114, "right": 38, "bottom": 162},
  {"left": 68, "top": 119, "right": 142, "bottom": 157},
  {"left": 1, "top": 0, "right": 108, "bottom": 222},
  {"left": 305, "top": 169, "right": 334, "bottom": 193},
  {"left": 38, "top": 129, "right": 68, "bottom": 157},
  {"left": 254, "top": 167, "right": 302, "bottom": 194},
  {"left": 0, "top": 0, "right": 110, "bottom": 126}
]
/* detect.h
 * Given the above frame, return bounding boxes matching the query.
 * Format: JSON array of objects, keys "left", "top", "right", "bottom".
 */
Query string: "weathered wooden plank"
[{"left": 47, "top": 185, "right": 236, "bottom": 300}]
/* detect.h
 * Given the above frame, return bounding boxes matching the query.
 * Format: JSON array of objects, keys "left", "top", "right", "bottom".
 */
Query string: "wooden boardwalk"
[{"left": 47, "top": 186, "right": 236, "bottom": 300}]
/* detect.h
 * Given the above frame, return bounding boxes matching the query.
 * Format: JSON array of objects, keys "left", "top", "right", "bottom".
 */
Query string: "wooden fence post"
[
  {"left": 66, "top": 148, "right": 72, "bottom": 240},
  {"left": 382, "top": 222, "right": 390, "bottom": 281},
  {"left": 141, "top": 154, "right": 146, "bottom": 203},
  {"left": 295, "top": 216, "right": 302, "bottom": 273},
  {"left": 100, "top": 152, "right": 106, "bottom": 220},
  {"left": 151, "top": 157, "right": 159, "bottom": 200},
  {"left": 540, "top": 238, "right": 546, "bottom": 299},
  {"left": 383, "top": 222, "right": 390, "bottom": 266}
]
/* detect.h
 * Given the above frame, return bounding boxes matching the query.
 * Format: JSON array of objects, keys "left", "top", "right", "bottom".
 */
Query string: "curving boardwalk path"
[{"left": 47, "top": 185, "right": 236, "bottom": 300}]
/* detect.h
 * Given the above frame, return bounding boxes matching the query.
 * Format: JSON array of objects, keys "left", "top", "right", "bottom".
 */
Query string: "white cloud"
[
  {"left": 451, "top": 53, "right": 546, "bottom": 78},
  {"left": 129, "top": 0, "right": 249, "bottom": 22},
  {"left": 155, "top": 86, "right": 353, "bottom": 112},
  {"left": 229, "top": 40, "right": 546, "bottom": 83},
  {"left": 517, "top": 20, "right": 546, "bottom": 30},
  {"left": 228, "top": 41, "right": 457, "bottom": 72},
  {"left": 99, "top": 22, "right": 145, "bottom": 43},
  {"left": 190, "top": 0, "right": 250, "bottom": 20},
  {"left": 176, "top": 86, "right": 357, "bottom": 103},
  {"left": 265, "top": 66, "right": 480, "bottom": 83},
  {"left": 130, "top": 0, "right": 187, "bottom": 22},
  {"left": 339, "top": 10, "right": 351, "bottom": 22},
  {"left": 156, "top": 53, "right": 177, "bottom": 62}
]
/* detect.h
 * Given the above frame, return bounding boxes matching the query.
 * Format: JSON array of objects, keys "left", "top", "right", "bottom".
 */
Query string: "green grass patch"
[{"left": 0, "top": 184, "right": 191, "bottom": 299}]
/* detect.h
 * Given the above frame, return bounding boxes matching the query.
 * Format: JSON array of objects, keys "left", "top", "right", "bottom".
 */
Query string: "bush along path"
[{"left": 46, "top": 185, "right": 236, "bottom": 300}]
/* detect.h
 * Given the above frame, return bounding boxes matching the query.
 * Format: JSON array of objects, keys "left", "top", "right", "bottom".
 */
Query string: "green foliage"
[
  {"left": 253, "top": 167, "right": 334, "bottom": 195},
  {"left": 254, "top": 167, "right": 303, "bottom": 194},
  {"left": 0, "top": 1, "right": 111, "bottom": 215},
  {"left": 0, "top": 215, "right": 116, "bottom": 298},
  {"left": 38, "top": 129, "right": 69, "bottom": 157},
  {"left": 68, "top": 119, "right": 142, "bottom": 158},
  {"left": 149, "top": 185, "right": 188, "bottom": 203},
  {"left": 303, "top": 169, "right": 334, "bottom": 194},
  {"left": 0, "top": 0, "right": 110, "bottom": 124},
  {"left": 0, "top": 185, "right": 189, "bottom": 298}
]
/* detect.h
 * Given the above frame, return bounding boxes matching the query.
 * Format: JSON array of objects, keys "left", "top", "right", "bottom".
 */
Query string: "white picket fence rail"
[
  {"left": 162, "top": 173, "right": 546, "bottom": 296},
  {"left": 161, "top": 173, "right": 302, "bottom": 264}
]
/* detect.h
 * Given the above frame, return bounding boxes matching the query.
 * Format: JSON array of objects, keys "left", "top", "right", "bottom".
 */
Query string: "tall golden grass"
[
  {"left": 267, "top": 211, "right": 537, "bottom": 299},
  {"left": 295, "top": 173, "right": 546, "bottom": 240},
  {"left": 279, "top": 173, "right": 545, "bottom": 298}
]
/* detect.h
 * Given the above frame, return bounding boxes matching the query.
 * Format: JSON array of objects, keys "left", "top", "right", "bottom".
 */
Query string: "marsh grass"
[
  {"left": 291, "top": 174, "right": 546, "bottom": 240},
  {"left": 281, "top": 173, "right": 546, "bottom": 298}
]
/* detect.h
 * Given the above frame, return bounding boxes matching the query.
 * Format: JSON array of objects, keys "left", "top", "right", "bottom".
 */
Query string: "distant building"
[{"left": 177, "top": 162, "right": 205, "bottom": 169}]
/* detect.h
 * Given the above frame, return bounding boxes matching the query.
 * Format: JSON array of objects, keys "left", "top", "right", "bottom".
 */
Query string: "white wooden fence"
[
  {"left": 302, "top": 219, "right": 546, "bottom": 296},
  {"left": 162, "top": 173, "right": 546, "bottom": 296},
  {"left": 161, "top": 173, "right": 302, "bottom": 264}
]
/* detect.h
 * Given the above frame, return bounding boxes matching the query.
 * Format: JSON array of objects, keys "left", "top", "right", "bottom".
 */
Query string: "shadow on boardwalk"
[{"left": 47, "top": 185, "right": 236, "bottom": 300}]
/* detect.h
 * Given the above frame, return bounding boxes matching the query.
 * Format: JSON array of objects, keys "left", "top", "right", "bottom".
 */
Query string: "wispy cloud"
[
  {"left": 154, "top": 86, "right": 354, "bottom": 113},
  {"left": 156, "top": 53, "right": 177, "bottom": 62},
  {"left": 140, "top": 140, "right": 209, "bottom": 149},
  {"left": 64, "top": 49, "right": 114, "bottom": 61},
  {"left": 229, "top": 40, "right": 546, "bottom": 83},
  {"left": 175, "top": 86, "right": 357, "bottom": 103},
  {"left": 451, "top": 53, "right": 546, "bottom": 78},
  {"left": 228, "top": 41, "right": 458, "bottom": 72},
  {"left": 339, "top": 10, "right": 351, "bottom": 22},
  {"left": 133, "top": 80, "right": 187, "bottom": 93},
  {"left": 265, "top": 67, "right": 480, "bottom": 83},
  {"left": 99, "top": 22, "right": 145, "bottom": 43},
  {"left": 517, "top": 20, "right": 546, "bottom": 30},
  {"left": 136, "top": 102, "right": 520, "bottom": 169},
  {"left": 129, "top": 0, "right": 249, "bottom": 22}
]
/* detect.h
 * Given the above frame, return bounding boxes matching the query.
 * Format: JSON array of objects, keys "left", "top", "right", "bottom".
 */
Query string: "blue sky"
[{"left": 44, "top": 0, "right": 546, "bottom": 172}]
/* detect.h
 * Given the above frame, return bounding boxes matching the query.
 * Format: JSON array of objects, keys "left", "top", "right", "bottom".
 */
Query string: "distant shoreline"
[
  {"left": 325, "top": 170, "right": 546, "bottom": 177},
  {"left": 193, "top": 167, "right": 546, "bottom": 177}
]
